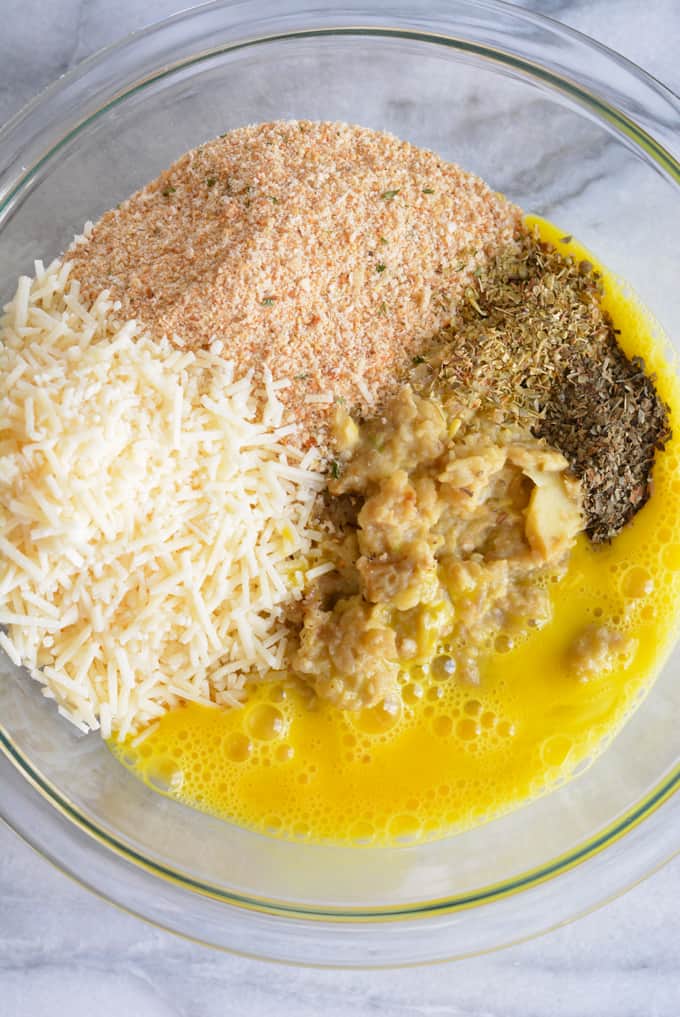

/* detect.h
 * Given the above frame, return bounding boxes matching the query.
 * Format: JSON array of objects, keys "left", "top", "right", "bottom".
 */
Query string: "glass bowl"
[{"left": 1, "top": 0, "right": 680, "bottom": 967}]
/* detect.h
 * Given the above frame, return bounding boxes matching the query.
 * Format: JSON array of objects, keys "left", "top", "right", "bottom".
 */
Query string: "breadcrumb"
[{"left": 67, "top": 120, "right": 521, "bottom": 446}]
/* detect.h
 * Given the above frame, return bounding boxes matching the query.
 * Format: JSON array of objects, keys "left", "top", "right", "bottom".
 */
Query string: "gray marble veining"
[{"left": 1, "top": 1, "right": 680, "bottom": 1014}]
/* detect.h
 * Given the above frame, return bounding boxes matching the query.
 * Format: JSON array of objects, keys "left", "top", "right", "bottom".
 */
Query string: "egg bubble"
[
  {"left": 403, "top": 682, "right": 423, "bottom": 705},
  {"left": 456, "top": 717, "right": 480, "bottom": 741},
  {"left": 621, "top": 566, "right": 654, "bottom": 599},
  {"left": 433, "top": 714, "right": 453, "bottom": 737},
  {"left": 495, "top": 633, "right": 514, "bottom": 653},
  {"left": 247, "top": 703, "right": 285, "bottom": 741},
  {"left": 147, "top": 757, "right": 184, "bottom": 793},
  {"left": 662, "top": 544, "right": 680, "bottom": 571},
  {"left": 224, "top": 732, "right": 252, "bottom": 763},
  {"left": 431, "top": 655, "right": 457, "bottom": 681}
]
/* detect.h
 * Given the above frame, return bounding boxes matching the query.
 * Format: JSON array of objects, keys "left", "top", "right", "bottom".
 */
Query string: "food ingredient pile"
[
  {"left": 66, "top": 120, "right": 521, "bottom": 444},
  {"left": 424, "top": 230, "right": 671, "bottom": 540}
]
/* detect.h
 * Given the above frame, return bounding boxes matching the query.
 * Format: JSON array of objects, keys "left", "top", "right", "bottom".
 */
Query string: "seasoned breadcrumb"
[{"left": 67, "top": 120, "right": 521, "bottom": 446}]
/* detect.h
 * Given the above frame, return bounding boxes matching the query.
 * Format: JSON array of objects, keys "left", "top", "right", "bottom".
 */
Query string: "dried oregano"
[{"left": 412, "top": 228, "right": 671, "bottom": 541}]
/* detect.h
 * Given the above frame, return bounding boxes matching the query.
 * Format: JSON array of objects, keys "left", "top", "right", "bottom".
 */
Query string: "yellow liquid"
[{"left": 115, "top": 219, "right": 680, "bottom": 844}]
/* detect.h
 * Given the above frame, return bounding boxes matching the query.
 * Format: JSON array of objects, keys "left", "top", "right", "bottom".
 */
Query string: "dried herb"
[
  {"left": 261, "top": 297, "right": 276, "bottom": 306},
  {"left": 161, "top": 186, "right": 176, "bottom": 197},
  {"left": 330, "top": 460, "right": 341, "bottom": 479},
  {"left": 421, "top": 229, "right": 671, "bottom": 541},
  {"left": 206, "top": 177, "right": 216, "bottom": 187},
  {"left": 380, "top": 189, "right": 400, "bottom": 201},
  {"left": 412, "top": 355, "right": 426, "bottom": 365},
  {"left": 422, "top": 187, "right": 435, "bottom": 194},
  {"left": 538, "top": 348, "right": 670, "bottom": 541},
  {"left": 376, "top": 263, "right": 386, "bottom": 273}
]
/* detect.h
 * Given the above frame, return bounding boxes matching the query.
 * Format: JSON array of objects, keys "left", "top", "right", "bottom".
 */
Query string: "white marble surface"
[{"left": 1, "top": 0, "right": 680, "bottom": 1013}]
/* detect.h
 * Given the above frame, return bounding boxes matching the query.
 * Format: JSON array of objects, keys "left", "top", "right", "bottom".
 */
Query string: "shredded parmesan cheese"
[{"left": 0, "top": 260, "right": 329, "bottom": 738}]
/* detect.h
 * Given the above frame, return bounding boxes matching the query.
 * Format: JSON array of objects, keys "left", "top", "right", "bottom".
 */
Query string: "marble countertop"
[{"left": 2, "top": 1, "right": 680, "bottom": 1013}]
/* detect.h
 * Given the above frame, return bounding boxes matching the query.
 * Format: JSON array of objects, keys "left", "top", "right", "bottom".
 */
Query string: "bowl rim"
[
  {"left": 3, "top": 732, "right": 680, "bottom": 918},
  {"left": 1, "top": 0, "right": 680, "bottom": 964}
]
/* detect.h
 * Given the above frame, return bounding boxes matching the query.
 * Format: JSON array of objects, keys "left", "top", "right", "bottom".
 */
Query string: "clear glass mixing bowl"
[{"left": 1, "top": 0, "right": 680, "bottom": 967}]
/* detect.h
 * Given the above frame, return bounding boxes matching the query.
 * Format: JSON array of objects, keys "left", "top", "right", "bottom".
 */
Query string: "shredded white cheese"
[{"left": 0, "top": 260, "right": 329, "bottom": 738}]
